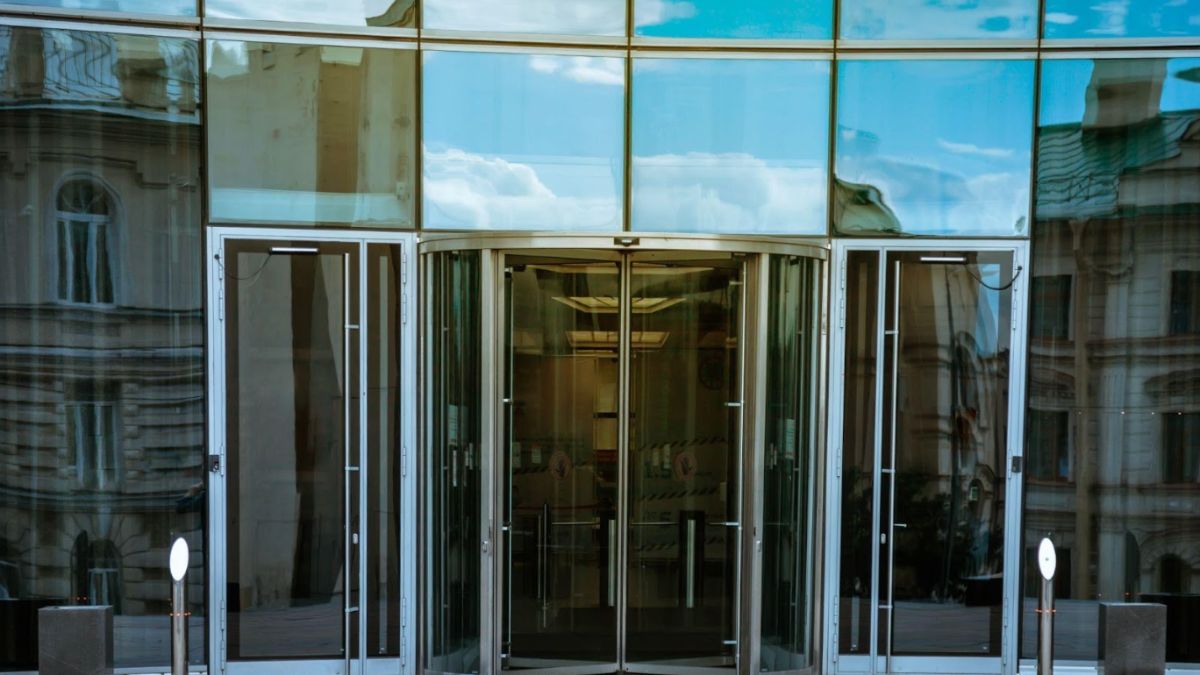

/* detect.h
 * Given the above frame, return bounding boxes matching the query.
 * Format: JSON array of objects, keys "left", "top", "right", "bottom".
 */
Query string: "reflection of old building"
[
  {"left": 1023, "top": 58, "right": 1200, "bottom": 661},
  {"left": 0, "top": 26, "right": 204, "bottom": 668}
]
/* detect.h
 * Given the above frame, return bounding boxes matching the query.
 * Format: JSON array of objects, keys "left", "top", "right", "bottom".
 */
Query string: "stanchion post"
[
  {"left": 169, "top": 538, "right": 189, "bottom": 675},
  {"left": 1037, "top": 537, "right": 1057, "bottom": 675}
]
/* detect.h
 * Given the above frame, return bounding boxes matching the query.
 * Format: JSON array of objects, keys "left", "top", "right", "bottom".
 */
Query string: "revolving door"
[{"left": 423, "top": 235, "right": 827, "bottom": 675}]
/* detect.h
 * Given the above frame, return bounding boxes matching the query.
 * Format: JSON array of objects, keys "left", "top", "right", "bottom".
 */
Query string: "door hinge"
[
  {"left": 217, "top": 276, "right": 225, "bottom": 322},
  {"left": 209, "top": 453, "right": 221, "bottom": 474},
  {"left": 1011, "top": 455, "right": 1023, "bottom": 474},
  {"left": 401, "top": 445, "right": 408, "bottom": 478}
]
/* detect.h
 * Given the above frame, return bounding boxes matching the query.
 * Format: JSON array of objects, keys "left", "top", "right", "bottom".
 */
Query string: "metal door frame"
[
  {"left": 206, "top": 227, "right": 419, "bottom": 675},
  {"left": 420, "top": 233, "right": 828, "bottom": 675},
  {"left": 823, "top": 239, "right": 1031, "bottom": 675}
]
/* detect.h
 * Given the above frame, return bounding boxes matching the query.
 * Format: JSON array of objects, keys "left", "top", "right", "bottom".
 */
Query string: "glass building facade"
[{"left": 0, "top": 1, "right": 1197, "bottom": 674}]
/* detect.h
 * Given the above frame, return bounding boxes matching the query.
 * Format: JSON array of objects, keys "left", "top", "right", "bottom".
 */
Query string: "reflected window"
[
  {"left": 1044, "top": 0, "right": 1200, "bottom": 39},
  {"left": 834, "top": 59, "right": 1034, "bottom": 236},
  {"left": 1163, "top": 414, "right": 1200, "bottom": 484},
  {"left": 66, "top": 382, "right": 123, "bottom": 493},
  {"left": 1027, "top": 409, "right": 1070, "bottom": 482},
  {"left": 207, "top": 41, "right": 416, "bottom": 227},
  {"left": 1170, "top": 271, "right": 1200, "bottom": 335},
  {"left": 205, "top": 0, "right": 414, "bottom": 29},
  {"left": 56, "top": 178, "right": 115, "bottom": 305},
  {"left": 1, "top": 0, "right": 194, "bottom": 15},
  {"left": 839, "top": 0, "right": 1038, "bottom": 40},
  {"left": 634, "top": 0, "right": 832, "bottom": 39},
  {"left": 422, "top": 50, "right": 624, "bottom": 231},
  {"left": 72, "top": 537, "right": 123, "bottom": 611},
  {"left": 631, "top": 58, "right": 828, "bottom": 234},
  {"left": 1030, "top": 275, "right": 1071, "bottom": 339},
  {"left": 423, "top": 0, "right": 624, "bottom": 35}
]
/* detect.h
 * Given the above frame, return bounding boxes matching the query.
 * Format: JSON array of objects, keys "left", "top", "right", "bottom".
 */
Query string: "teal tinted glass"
[
  {"left": 634, "top": 0, "right": 833, "bottom": 39},
  {"left": 834, "top": 59, "right": 1035, "bottom": 236},
  {"left": 2, "top": 0, "right": 193, "bottom": 14},
  {"left": 1044, "top": 0, "right": 1200, "bottom": 39},
  {"left": 423, "top": 0, "right": 625, "bottom": 35},
  {"left": 839, "top": 0, "right": 1037, "bottom": 40},
  {"left": 206, "top": 40, "right": 417, "bottom": 227},
  {"left": 422, "top": 50, "right": 625, "bottom": 231},
  {"left": 204, "top": 0, "right": 414, "bottom": 28},
  {"left": 632, "top": 58, "right": 829, "bottom": 234}
]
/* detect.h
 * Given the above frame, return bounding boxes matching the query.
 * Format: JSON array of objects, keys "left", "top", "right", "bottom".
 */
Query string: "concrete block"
[
  {"left": 37, "top": 605, "right": 114, "bottom": 675},
  {"left": 1100, "top": 602, "right": 1166, "bottom": 675}
]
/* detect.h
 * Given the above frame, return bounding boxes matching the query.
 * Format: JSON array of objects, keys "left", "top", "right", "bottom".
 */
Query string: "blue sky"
[
  {"left": 635, "top": 0, "right": 833, "bottom": 39},
  {"left": 1040, "top": 58, "right": 1200, "bottom": 126},
  {"left": 1044, "top": 0, "right": 1200, "bottom": 38}
]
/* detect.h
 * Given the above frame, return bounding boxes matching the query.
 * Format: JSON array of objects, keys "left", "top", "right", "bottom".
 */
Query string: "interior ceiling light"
[
  {"left": 567, "top": 330, "right": 669, "bottom": 350},
  {"left": 552, "top": 296, "right": 685, "bottom": 314}
]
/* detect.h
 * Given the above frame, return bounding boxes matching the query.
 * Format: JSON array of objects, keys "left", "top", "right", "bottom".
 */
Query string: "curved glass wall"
[
  {"left": 839, "top": 0, "right": 1038, "bottom": 40},
  {"left": 206, "top": 40, "right": 417, "bottom": 228},
  {"left": 422, "top": 239, "right": 825, "bottom": 675},
  {"left": 631, "top": 57, "right": 830, "bottom": 234},
  {"left": 1043, "top": 0, "right": 1200, "bottom": 39},
  {"left": 834, "top": 59, "right": 1036, "bottom": 237},
  {"left": 204, "top": 0, "right": 415, "bottom": 30},
  {"left": 1022, "top": 56, "right": 1200, "bottom": 666}
]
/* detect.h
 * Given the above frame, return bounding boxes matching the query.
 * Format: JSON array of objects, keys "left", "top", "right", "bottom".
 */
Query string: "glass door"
[
  {"left": 831, "top": 244, "right": 1027, "bottom": 675},
  {"left": 210, "top": 232, "right": 414, "bottom": 675}
]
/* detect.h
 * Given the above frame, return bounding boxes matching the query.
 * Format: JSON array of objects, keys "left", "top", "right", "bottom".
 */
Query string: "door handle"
[{"left": 894, "top": 523, "right": 907, "bottom": 529}]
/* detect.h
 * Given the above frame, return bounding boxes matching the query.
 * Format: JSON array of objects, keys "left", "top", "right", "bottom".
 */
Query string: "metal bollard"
[
  {"left": 1037, "top": 537, "right": 1057, "bottom": 675},
  {"left": 169, "top": 538, "right": 189, "bottom": 675}
]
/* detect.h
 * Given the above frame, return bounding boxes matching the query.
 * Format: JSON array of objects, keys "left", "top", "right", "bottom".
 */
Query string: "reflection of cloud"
[
  {"left": 841, "top": 0, "right": 1036, "bottom": 38},
  {"left": 838, "top": 156, "right": 1029, "bottom": 235},
  {"left": 634, "top": 0, "right": 698, "bottom": 26},
  {"left": 423, "top": 0, "right": 625, "bottom": 34},
  {"left": 423, "top": 148, "right": 620, "bottom": 230},
  {"left": 1089, "top": 0, "right": 1129, "bottom": 35},
  {"left": 633, "top": 153, "right": 826, "bottom": 233},
  {"left": 1044, "top": 11, "right": 1078, "bottom": 24},
  {"left": 937, "top": 139, "right": 1016, "bottom": 159},
  {"left": 528, "top": 55, "right": 623, "bottom": 86}
]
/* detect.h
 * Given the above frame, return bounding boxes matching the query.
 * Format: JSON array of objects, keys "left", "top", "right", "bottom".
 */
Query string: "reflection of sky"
[
  {"left": 634, "top": 0, "right": 832, "bottom": 39},
  {"left": 205, "top": 0, "right": 407, "bottom": 25},
  {"left": 839, "top": 0, "right": 1037, "bottom": 39},
  {"left": 4, "top": 0, "right": 194, "bottom": 15},
  {"left": 973, "top": 264, "right": 1001, "bottom": 356},
  {"left": 424, "top": 0, "right": 624, "bottom": 34},
  {"left": 1044, "top": 0, "right": 1200, "bottom": 38},
  {"left": 836, "top": 60, "right": 1035, "bottom": 235},
  {"left": 632, "top": 58, "right": 828, "bottom": 233},
  {"left": 422, "top": 50, "right": 624, "bottom": 231},
  {"left": 1040, "top": 58, "right": 1200, "bottom": 126}
]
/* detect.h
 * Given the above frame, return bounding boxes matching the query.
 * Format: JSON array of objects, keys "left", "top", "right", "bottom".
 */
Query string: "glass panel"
[
  {"left": 626, "top": 255, "right": 742, "bottom": 668},
  {"left": 839, "top": 0, "right": 1038, "bottom": 40},
  {"left": 1022, "top": 57, "right": 1200, "bottom": 665},
  {"left": 367, "top": 244, "right": 403, "bottom": 657},
  {"left": 207, "top": 41, "right": 416, "bottom": 228},
  {"left": 224, "top": 241, "right": 357, "bottom": 660},
  {"left": 838, "top": 250, "right": 878, "bottom": 656},
  {"left": 888, "top": 252, "right": 1012, "bottom": 656},
  {"left": 0, "top": 26, "right": 204, "bottom": 671},
  {"left": 1044, "top": 0, "right": 1200, "bottom": 39},
  {"left": 501, "top": 254, "right": 620, "bottom": 668},
  {"left": 834, "top": 59, "right": 1035, "bottom": 236},
  {"left": 422, "top": 50, "right": 625, "bottom": 231},
  {"left": 422, "top": 0, "right": 624, "bottom": 36},
  {"left": 0, "top": 0, "right": 194, "bottom": 15},
  {"left": 633, "top": 0, "right": 832, "bottom": 39},
  {"left": 631, "top": 58, "right": 829, "bottom": 234},
  {"left": 760, "top": 256, "right": 821, "bottom": 671},
  {"left": 204, "top": 0, "right": 415, "bottom": 29},
  {"left": 426, "top": 251, "right": 483, "bottom": 673}
]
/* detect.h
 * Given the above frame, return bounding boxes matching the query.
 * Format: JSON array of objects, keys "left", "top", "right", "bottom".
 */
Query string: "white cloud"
[
  {"left": 1044, "top": 11, "right": 1079, "bottom": 24},
  {"left": 937, "top": 139, "right": 1016, "bottom": 159},
  {"left": 632, "top": 153, "right": 826, "bottom": 233},
  {"left": 1088, "top": 0, "right": 1130, "bottom": 35},
  {"left": 841, "top": 0, "right": 1037, "bottom": 38},
  {"left": 423, "top": 148, "right": 620, "bottom": 230},
  {"left": 423, "top": 0, "right": 625, "bottom": 34},
  {"left": 634, "top": 0, "right": 698, "bottom": 27},
  {"left": 527, "top": 55, "right": 623, "bottom": 86}
]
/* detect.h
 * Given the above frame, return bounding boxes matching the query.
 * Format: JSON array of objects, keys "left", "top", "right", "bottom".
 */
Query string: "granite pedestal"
[
  {"left": 37, "top": 605, "right": 114, "bottom": 675},
  {"left": 1099, "top": 602, "right": 1166, "bottom": 675}
]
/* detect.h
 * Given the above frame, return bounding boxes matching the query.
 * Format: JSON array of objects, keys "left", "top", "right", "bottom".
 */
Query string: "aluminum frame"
[
  {"left": 205, "top": 226, "right": 419, "bottom": 675},
  {"left": 822, "top": 239, "right": 1031, "bottom": 675}
]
